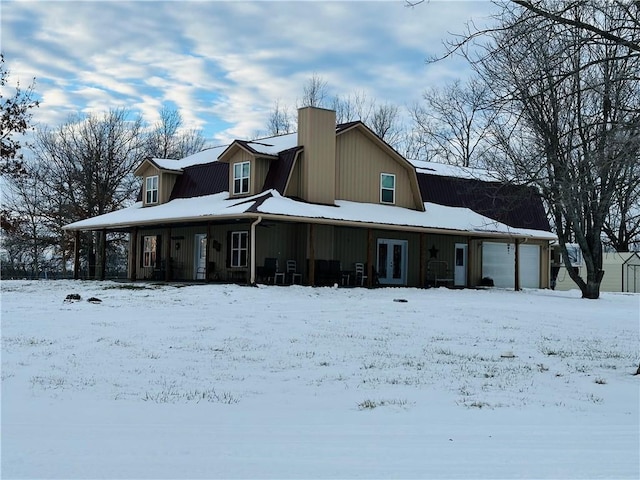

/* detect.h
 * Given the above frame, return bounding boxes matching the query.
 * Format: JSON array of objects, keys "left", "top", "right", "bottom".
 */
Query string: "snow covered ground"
[{"left": 2, "top": 280, "right": 638, "bottom": 479}]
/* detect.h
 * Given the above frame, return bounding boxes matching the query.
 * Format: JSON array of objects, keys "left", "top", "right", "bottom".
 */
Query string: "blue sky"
[{"left": 2, "top": 0, "right": 497, "bottom": 145}]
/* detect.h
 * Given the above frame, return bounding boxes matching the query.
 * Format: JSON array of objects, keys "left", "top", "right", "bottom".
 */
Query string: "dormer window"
[
  {"left": 145, "top": 175, "right": 159, "bottom": 204},
  {"left": 380, "top": 173, "right": 395, "bottom": 204},
  {"left": 233, "top": 161, "right": 250, "bottom": 195}
]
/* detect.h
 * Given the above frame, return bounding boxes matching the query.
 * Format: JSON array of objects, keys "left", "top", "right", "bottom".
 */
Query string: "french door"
[{"left": 377, "top": 239, "right": 408, "bottom": 285}]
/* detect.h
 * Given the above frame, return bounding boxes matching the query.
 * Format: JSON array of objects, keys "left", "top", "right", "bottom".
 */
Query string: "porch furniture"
[
  {"left": 286, "top": 260, "right": 302, "bottom": 284},
  {"left": 153, "top": 260, "right": 166, "bottom": 281},
  {"left": 196, "top": 261, "right": 218, "bottom": 281},
  {"left": 314, "top": 259, "right": 342, "bottom": 286},
  {"left": 354, "top": 262, "right": 368, "bottom": 286},
  {"left": 426, "top": 259, "right": 453, "bottom": 287},
  {"left": 257, "top": 258, "right": 278, "bottom": 284}
]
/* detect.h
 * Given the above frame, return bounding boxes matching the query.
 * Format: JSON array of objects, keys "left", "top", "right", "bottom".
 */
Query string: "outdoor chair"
[
  {"left": 354, "top": 262, "right": 368, "bottom": 286},
  {"left": 286, "top": 260, "right": 302, "bottom": 284},
  {"left": 258, "top": 257, "right": 278, "bottom": 284},
  {"left": 426, "top": 259, "right": 453, "bottom": 287}
]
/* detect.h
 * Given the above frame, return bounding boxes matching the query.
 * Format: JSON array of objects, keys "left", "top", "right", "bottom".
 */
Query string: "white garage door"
[
  {"left": 482, "top": 242, "right": 540, "bottom": 289},
  {"left": 519, "top": 244, "right": 541, "bottom": 289}
]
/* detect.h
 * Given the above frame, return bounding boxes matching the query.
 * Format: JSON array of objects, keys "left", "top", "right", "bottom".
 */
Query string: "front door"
[
  {"left": 454, "top": 243, "right": 467, "bottom": 287},
  {"left": 377, "top": 239, "right": 408, "bottom": 285},
  {"left": 194, "top": 234, "right": 207, "bottom": 280}
]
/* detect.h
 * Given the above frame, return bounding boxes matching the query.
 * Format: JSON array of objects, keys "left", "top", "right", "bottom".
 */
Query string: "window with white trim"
[
  {"left": 143, "top": 236, "right": 157, "bottom": 268},
  {"left": 145, "top": 175, "right": 159, "bottom": 204},
  {"left": 380, "top": 173, "right": 396, "bottom": 204},
  {"left": 230, "top": 231, "right": 248, "bottom": 267},
  {"left": 233, "top": 161, "right": 250, "bottom": 195}
]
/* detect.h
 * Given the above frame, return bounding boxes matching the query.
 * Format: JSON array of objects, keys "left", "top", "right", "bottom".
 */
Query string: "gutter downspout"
[{"left": 250, "top": 216, "right": 263, "bottom": 284}]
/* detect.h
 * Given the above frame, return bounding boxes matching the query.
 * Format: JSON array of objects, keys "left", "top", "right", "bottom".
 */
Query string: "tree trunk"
[{"left": 582, "top": 270, "right": 604, "bottom": 299}]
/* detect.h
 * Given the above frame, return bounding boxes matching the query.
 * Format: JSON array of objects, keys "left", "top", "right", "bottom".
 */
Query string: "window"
[
  {"left": 380, "top": 173, "right": 395, "bottom": 204},
  {"left": 146, "top": 175, "right": 159, "bottom": 204},
  {"left": 230, "top": 231, "right": 248, "bottom": 267},
  {"left": 233, "top": 161, "right": 250, "bottom": 195},
  {"left": 143, "top": 236, "right": 157, "bottom": 268}
]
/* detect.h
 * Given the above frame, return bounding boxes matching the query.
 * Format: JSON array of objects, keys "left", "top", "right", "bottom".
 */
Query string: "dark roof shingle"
[
  {"left": 170, "top": 162, "right": 229, "bottom": 200},
  {"left": 418, "top": 173, "right": 550, "bottom": 231},
  {"left": 262, "top": 146, "right": 302, "bottom": 194}
]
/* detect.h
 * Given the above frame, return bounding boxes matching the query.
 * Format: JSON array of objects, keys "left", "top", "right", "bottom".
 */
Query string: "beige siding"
[
  {"left": 539, "top": 242, "right": 551, "bottom": 289},
  {"left": 334, "top": 226, "right": 368, "bottom": 272},
  {"left": 227, "top": 150, "right": 255, "bottom": 197},
  {"left": 136, "top": 164, "right": 179, "bottom": 206},
  {"left": 336, "top": 129, "right": 416, "bottom": 209},
  {"left": 254, "top": 222, "right": 305, "bottom": 275},
  {"left": 160, "top": 173, "right": 178, "bottom": 203},
  {"left": 298, "top": 107, "right": 336, "bottom": 205},
  {"left": 284, "top": 158, "right": 301, "bottom": 197},
  {"left": 253, "top": 157, "right": 271, "bottom": 193},
  {"left": 310, "top": 224, "right": 336, "bottom": 260}
]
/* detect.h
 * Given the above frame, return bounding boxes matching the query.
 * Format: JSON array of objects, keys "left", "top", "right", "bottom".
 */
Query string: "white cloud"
[{"left": 2, "top": 0, "right": 500, "bottom": 144}]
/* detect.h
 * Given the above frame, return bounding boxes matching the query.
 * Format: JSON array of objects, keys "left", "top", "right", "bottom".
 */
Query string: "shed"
[{"left": 553, "top": 250, "right": 640, "bottom": 293}]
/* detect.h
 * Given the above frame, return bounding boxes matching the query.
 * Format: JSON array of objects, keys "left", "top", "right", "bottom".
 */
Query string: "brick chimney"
[{"left": 297, "top": 106, "right": 336, "bottom": 205}]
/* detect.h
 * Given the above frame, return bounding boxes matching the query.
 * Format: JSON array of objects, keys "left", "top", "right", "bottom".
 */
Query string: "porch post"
[
  {"left": 367, "top": 228, "right": 374, "bottom": 287},
  {"left": 100, "top": 229, "right": 107, "bottom": 280},
  {"left": 164, "top": 227, "right": 171, "bottom": 281},
  {"left": 73, "top": 230, "right": 80, "bottom": 280},
  {"left": 419, "top": 233, "right": 426, "bottom": 288},
  {"left": 250, "top": 217, "right": 262, "bottom": 284},
  {"left": 130, "top": 228, "right": 138, "bottom": 281},
  {"left": 206, "top": 223, "right": 212, "bottom": 282},
  {"left": 514, "top": 239, "right": 521, "bottom": 291},
  {"left": 308, "top": 223, "right": 316, "bottom": 286}
]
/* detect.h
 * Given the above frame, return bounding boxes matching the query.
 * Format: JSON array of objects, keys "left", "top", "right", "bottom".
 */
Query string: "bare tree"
[
  {"left": 0, "top": 53, "right": 39, "bottom": 177},
  {"left": 265, "top": 99, "right": 294, "bottom": 136},
  {"left": 146, "top": 105, "right": 206, "bottom": 159},
  {"left": 32, "top": 109, "right": 147, "bottom": 277},
  {"left": 512, "top": 0, "right": 640, "bottom": 54},
  {"left": 369, "top": 102, "right": 404, "bottom": 149},
  {"left": 2, "top": 161, "right": 56, "bottom": 277},
  {"left": 410, "top": 78, "right": 495, "bottom": 167},
  {"left": 603, "top": 160, "right": 640, "bottom": 251},
  {"left": 331, "top": 90, "right": 374, "bottom": 124},
  {"left": 470, "top": 2, "right": 640, "bottom": 298},
  {"left": 299, "top": 73, "right": 330, "bottom": 108}
]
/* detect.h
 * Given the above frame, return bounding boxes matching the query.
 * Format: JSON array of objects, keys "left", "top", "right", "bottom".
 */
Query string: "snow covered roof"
[
  {"left": 410, "top": 159, "right": 501, "bottom": 182},
  {"left": 64, "top": 190, "right": 556, "bottom": 240},
  {"left": 238, "top": 132, "right": 298, "bottom": 156},
  {"left": 68, "top": 120, "right": 553, "bottom": 240}
]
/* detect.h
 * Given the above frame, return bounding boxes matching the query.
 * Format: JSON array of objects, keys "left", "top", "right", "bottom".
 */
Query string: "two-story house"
[{"left": 64, "top": 106, "right": 556, "bottom": 289}]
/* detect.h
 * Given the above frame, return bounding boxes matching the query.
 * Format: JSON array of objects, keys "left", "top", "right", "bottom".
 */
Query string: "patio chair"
[
  {"left": 286, "top": 260, "right": 302, "bottom": 284},
  {"left": 257, "top": 257, "right": 278, "bottom": 284},
  {"left": 354, "top": 262, "right": 368, "bottom": 286}
]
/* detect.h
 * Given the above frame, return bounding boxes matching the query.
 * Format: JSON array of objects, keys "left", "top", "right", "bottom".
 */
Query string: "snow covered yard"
[{"left": 1, "top": 280, "right": 638, "bottom": 479}]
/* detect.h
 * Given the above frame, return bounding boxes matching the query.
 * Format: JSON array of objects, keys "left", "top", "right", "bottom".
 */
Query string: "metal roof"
[
  {"left": 170, "top": 162, "right": 229, "bottom": 200},
  {"left": 417, "top": 173, "right": 550, "bottom": 232}
]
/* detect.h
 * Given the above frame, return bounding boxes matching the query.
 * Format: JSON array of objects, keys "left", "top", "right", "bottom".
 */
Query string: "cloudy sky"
[{"left": 2, "top": 0, "right": 497, "bottom": 145}]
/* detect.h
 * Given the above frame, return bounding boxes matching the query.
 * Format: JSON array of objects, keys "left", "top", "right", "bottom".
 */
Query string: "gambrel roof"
[{"left": 64, "top": 120, "right": 554, "bottom": 241}]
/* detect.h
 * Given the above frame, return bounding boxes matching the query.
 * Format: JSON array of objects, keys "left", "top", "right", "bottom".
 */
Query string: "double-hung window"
[
  {"left": 233, "top": 161, "right": 250, "bottom": 195},
  {"left": 143, "top": 236, "right": 157, "bottom": 268},
  {"left": 380, "top": 173, "right": 396, "bottom": 204},
  {"left": 146, "top": 175, "right": 159, "bottom": 204},
  {"left": 230, "top": 231, "right": 248, "bottom": 267}
]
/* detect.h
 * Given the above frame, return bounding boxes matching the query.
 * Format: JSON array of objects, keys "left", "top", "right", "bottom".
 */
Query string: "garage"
[{"left": 482, "top": 242, "right": 541, "bottom": 289}]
